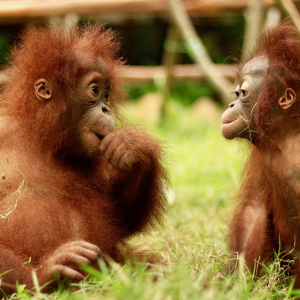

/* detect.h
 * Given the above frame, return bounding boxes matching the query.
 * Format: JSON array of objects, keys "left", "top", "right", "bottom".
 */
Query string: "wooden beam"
[
  {"left": 125, "top": 64, "right": 237, "bottom": 84},
  {"left": 277, "top": 0, "right": 300, "bottom": 32},
  {"left": 169, "top": 0, "right": 232, "bottom": 101},
  {"left": 0, "top": 64, "right": 237, "bottom": 86},
  {"left": 0, "top": 0, "right": 286, "bottom": 24}
]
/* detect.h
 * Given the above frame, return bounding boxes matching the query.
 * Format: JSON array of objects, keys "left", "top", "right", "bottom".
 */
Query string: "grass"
[{"left": 6, "top": 97, "right": 299, "bottom": 299}]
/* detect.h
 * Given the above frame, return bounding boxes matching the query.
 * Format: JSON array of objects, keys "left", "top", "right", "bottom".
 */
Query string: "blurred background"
[{"left": 0, "top": 0, "right": 294, "bottom": 114}]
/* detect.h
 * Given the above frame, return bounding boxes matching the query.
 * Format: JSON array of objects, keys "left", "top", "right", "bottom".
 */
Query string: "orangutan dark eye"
[
  {"left": 104, "top": 91, "right": 110, "bottom": 100},
  {"left": 235, "top": 91, "right": 240, "bottom": 97},
  {"left": 91, "top": 86, "right": 99, "bottom": 95},
  {"left": 241, "top": 89, "right": 246, "bottom": 96}
]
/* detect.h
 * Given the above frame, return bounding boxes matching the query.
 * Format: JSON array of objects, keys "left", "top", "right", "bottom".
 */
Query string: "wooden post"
[
  {"left": 264, "top": 7, "right": 281, "bottom": 29},
  {"left": 160, "top": 23, "right": 180, "bottom": 117},
  {"left": 276, "top": 0, "right": 300, "bottom": 32},
  {"left": 241, "top": 0, "right": 265, "bottom": 62},
  {"left": 168, "top": 0, "right": 232, "bottom": 103}
]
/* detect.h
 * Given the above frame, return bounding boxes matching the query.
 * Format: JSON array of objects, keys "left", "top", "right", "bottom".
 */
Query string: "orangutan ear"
[
  {"left": 34, "top": 78, "right": 52, "bottom": 101},
  {"left": 278, "top": 88, "right": 296, "bottom": 110}
]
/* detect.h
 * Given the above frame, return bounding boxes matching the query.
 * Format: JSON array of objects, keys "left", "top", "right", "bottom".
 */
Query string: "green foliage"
[
  {"left": 171, "top": 83, "right": 216, "bottom": 106},
  {"left": 128, "top": 83, "right": 216, "bottom": 106},
  {"left": 5, "top": 100, "right": 298, "bottom": 299},
  {"left": 128, "top": 85, "right": 159, "bottom": 101},
  {"left": 0, "top": 34, "right": 9, "bottom": 64}
]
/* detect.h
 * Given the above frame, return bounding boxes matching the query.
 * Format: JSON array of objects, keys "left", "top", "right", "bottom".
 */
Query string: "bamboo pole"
[
  {"left": 0, "top": 0, "right": 277, "bottom": 20},
  {"left": 241, "top": 0, "right": 265, "bottom": 62},
  {"left": 168, "top": 0, "right": 232, "bottom": 102},
  {"left": 264, "top": 7, "right": 281, "bottom": 29},
  {"left": 0, "top": 65, "right": 237, "bottom": 87},
  {"left": 160, "top": 23, "right": 180, "bottom": 115},
  {"left": 276, "top": 0, "right": 300, "bottom": 32}
]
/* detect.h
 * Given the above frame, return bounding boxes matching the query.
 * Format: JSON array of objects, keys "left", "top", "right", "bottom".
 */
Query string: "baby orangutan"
[
  {"left": 222, "top": 22, "right": 300, "bottom": 286},
  {"left": 0, "top": 24, "right": 168, "bottom": 294}
]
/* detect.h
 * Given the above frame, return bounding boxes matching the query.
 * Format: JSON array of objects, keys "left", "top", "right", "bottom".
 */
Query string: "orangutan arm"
[
  {"left": 100, "top": 126, "right": 168, "bottom": 233},
  {"left": 229, "top": 152, "right": 275, "bottom": 273},
  {"left": 229, "top": 199, "right": 270, "bottom": 273}
]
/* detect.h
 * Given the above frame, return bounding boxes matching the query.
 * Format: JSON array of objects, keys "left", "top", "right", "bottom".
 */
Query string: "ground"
[{"left": 3, "top": 97, "right": 298, "bottom": 300}]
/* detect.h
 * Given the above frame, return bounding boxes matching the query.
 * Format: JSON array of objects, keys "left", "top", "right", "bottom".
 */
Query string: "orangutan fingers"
[
  {"left": 99, "top": 132, "right": 115, "bottom": 154},
  {"left": 103, "top": 139, "right": 124, "bottom": 163},
  {"left": 52, "top": 265, "right": 84, "bottom": 281},
  {"left": 53, "top": 252, "right": 91, "bottom": 266},
  {"left": 109, "top": 144, "right": 129, "bottom": 170},
  {"left": 101, "top": 138, "right": 135, "bottom": 172},
  {"left": 117, "top": 152, "right": 134, "bottom": 171},
  {"left": 63, "top": 246, "right": 99, "bottom": 262},
  {"left": 57, "top": 241, "right": 100, "bottom": 254}
]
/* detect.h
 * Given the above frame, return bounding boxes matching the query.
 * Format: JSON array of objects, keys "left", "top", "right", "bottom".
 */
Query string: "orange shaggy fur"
[
  {"left": 0, "top": 24, "right": 168, "bottom": 294},
  {"left": 228, "top": 21, "right": 300, "bottom": 286}
]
